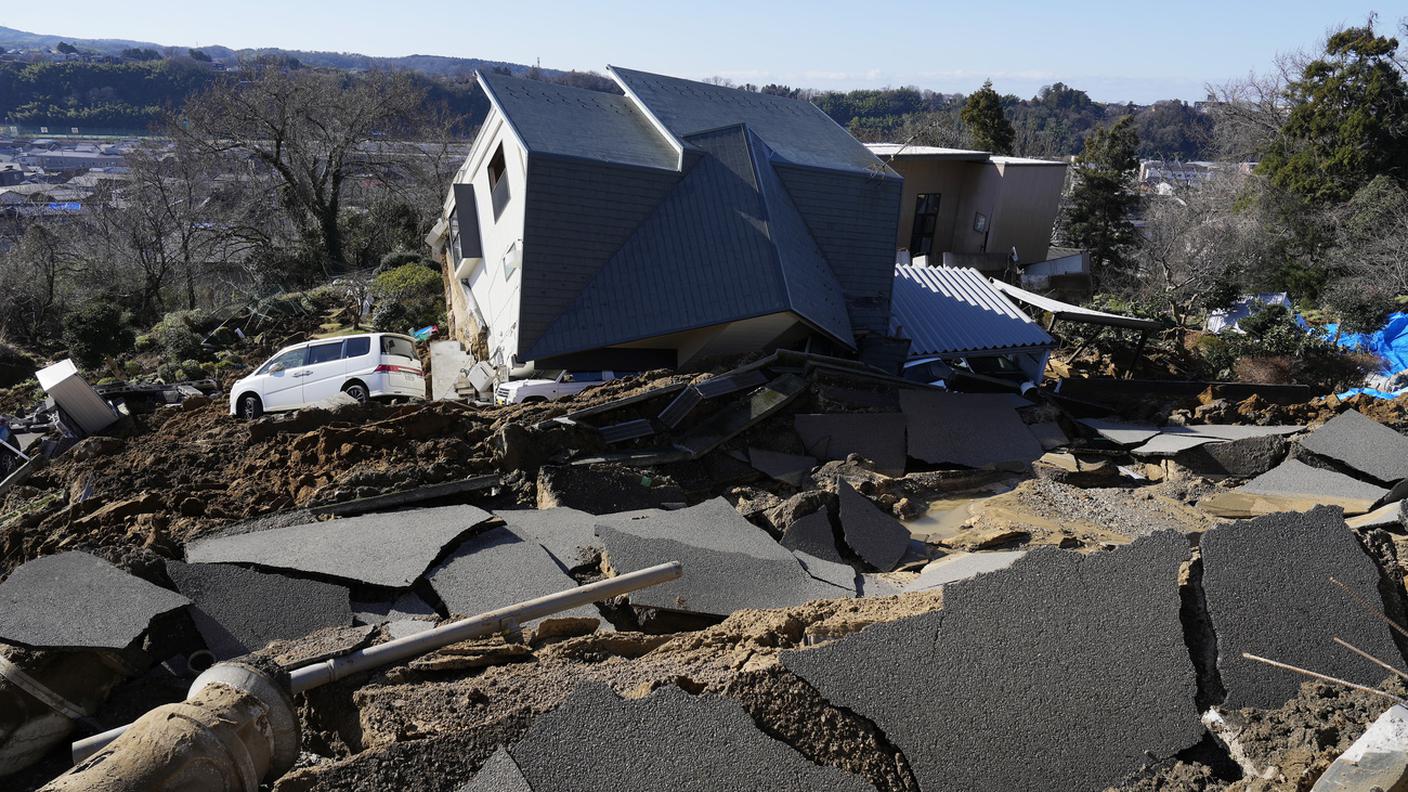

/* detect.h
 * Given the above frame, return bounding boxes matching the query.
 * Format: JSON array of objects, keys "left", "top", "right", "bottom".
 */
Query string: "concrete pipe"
[{"left": 40, "top": 661, "right": 297, "bottom": 792}]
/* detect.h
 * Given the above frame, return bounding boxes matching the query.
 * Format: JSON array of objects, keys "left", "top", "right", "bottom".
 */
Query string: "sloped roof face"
[
  {"left": 525, "top": 126, "right": 853, "bottom": 361},
  {"left": 611, "top": 66, "right": 892, "bottom": 176},
  {"left": 480, "top": 72, "right": 677, "bottom": 170},
  {"left": 891, "top": 265, "right": 1055, "bottom": 357}
]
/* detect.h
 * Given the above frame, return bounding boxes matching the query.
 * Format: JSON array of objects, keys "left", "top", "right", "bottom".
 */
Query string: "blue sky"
[{"left": 4, "top": 1, "right": 1396, "bottom": 102}]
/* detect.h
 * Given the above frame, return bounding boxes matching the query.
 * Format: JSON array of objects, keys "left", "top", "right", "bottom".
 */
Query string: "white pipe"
[{"left": 71, "top": 561, "right": 682, "bottom": 763}]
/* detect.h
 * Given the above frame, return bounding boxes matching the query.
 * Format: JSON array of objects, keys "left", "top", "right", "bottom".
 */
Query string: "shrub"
[
  {"left": 151, "top": 309, "right": 211, "bottom": 365},
  {"left": 62, "top": 300, "right": 135, "bottom": 369},
  {"left": 370, "top": 263, "right": 442, "bottom": 333}
]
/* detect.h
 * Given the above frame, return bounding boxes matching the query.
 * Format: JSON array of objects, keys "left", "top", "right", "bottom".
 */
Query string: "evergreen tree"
[
  {"left": 1260, "top": 18, "right": 1408, "bottom": 203},
  {"left": 960, "top": 80, "right": 1015, "bottom": 154},
  {"left": 1059, "top": 116, "right": 1140, "bottom": 279}
]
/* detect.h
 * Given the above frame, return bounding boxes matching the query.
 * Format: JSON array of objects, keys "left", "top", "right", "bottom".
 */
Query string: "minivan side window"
[
  {"left": 343, "top": 336, "right": 370, "bottom": 358},
  {"left": 381, "top": 336, "right": 416, "bottom": 360},
  {"left": 261, "top": 347, "right": 307, "bottom": 374},
  {"left": 306, "top": 341, "right": 344, "bottom": 365}
]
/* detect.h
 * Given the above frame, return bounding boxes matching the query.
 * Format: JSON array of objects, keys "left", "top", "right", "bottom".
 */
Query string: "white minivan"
[{"left": 229, "top": 332, "right": 424, "bottom": 419}]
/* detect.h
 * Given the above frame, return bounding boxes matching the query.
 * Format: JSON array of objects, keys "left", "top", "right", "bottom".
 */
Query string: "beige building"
[{"left": 866, "top": 144, "right": 1067, "bottom": 271}]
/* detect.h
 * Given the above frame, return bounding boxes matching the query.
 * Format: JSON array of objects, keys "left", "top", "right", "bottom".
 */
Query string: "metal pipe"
[{"left": 71, "top": 561, "right": 682, "bottom": 762}]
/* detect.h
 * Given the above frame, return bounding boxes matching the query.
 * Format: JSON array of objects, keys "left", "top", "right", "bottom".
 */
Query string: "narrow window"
[
  {"left": 487, "top": 143, "right": 511, "bottom": 220},
  {"left": 908, "top": 193, "right": 941, "bottom": 257}
]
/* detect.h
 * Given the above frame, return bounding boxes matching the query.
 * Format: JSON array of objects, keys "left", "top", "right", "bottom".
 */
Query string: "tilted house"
[{"left": 428, "top": 67, "right": 902, "bottom": 374}]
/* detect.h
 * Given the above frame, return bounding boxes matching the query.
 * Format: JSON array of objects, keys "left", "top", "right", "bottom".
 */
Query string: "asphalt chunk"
[
  {"left": 1298, "top": 409, "right": 1408, "bottom": 484},
  {"left": 836, "top": 479, "right": 909, "bottom": 572},
  {"left": 900, "top": 389, "right": 1042, "bottom": 467},
  {"left": 794, "top": 413, "right": 907, "bottom": 475}
]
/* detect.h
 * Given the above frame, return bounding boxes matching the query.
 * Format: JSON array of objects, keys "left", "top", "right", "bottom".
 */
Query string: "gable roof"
[
  {"left": 609, "top": 66, "right": 895, "bottom": 177},
  {"left": 525, "top": 124, "right": 854, "bottom": 362},
  {"left": 478, "top": 71, "right": 677, "bottom": 171},
  {"left": 891, "top": 265, "right": 1055, "bottom": 357}
]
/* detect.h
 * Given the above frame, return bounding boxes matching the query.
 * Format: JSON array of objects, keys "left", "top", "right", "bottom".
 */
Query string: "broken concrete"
[
  {"left": 184, "top": 504, "right": 493, "bottom": 588},
  {"left": 902, "top": 550, "right": 1027, "bottom": 592},
  {"left": 1299, "top": 409, "right": 1408, "bottom": 484},
  {"left": 747, "top": 448, "right": 817, "bottom": 487},
  {"left": 595, "top": 499, "right": 849, "bottom": 616},
  {"left": 779, "top": 509, "right": 846, "bottom": 564},
  {"left": 494, "top": 507, "right": 603, "bottom": 569},
  {"left": 1200, "top": 506, "right": 1405, "bottom": 709},
  {"left": 165, "top": 560, "right": 353, "bottom": 659},
  {"left": 836, "top": 480, "right": 910, "bottom": 572},
  {"left": 783, "top": 533, "right": 1202, "bottom": 791},
  {"left": 793, "top": 413, "right": 907, "bottom": 476},
  {"left": 1201, "top": 459, "right": 1389, "bottom": 517},
  {"left": 463, "top": 683, "right": 875, "bottom": 792},
  {"left": 426, "top": 526, "right": 599, "bottom": 626},
  {"left": 1311, "top": 703, "right": 1408, "bottom": 792},
  {"left": 536, "top": 464, "right": 685, "bottom": 514},
  {"left": 0, "top": 552, "right": 189, "bottom": 649},
  {"left": 899, "top": 390, "right": 1042, "bottom": 468}
]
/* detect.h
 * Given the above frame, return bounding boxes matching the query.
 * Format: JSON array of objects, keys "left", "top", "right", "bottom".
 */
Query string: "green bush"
[
  {"left": 151, "top": 309, "right": 211, "bottom": 365},
  {"left": 62, "top": 300, "right": 136, "bottom": 369},
  {"left": 370, "top": 264, "right": 442, "bottom": 333}
]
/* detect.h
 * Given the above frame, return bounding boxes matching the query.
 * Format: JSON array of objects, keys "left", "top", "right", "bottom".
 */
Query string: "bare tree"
[{"left": 174, "top": 65, "right": 427, "bottom": 274}]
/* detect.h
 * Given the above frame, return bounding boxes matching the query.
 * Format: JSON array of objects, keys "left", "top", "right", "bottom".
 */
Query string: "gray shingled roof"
[
  {"left": 610, "top": 66, "right": 894, "bottom": 177},
  {"left": 479, "top": 71, "right": 677, "bottom": 171},
  {"left": 526, "top": 125, "right": 854, "bottom": 361},
  {"left": 891, "top": 265, "right": 1055, "bottom": 357}
]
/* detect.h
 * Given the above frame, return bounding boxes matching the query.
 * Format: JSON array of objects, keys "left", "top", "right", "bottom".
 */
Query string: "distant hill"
[{"left": 0, "top": 25, "right": 561, "bottom": 79}]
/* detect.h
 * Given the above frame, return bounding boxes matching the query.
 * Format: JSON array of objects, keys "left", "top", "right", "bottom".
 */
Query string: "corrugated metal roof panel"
[
  {"left": 991, "top": 280, "right": 1163, "bottom": 331},
  {"left": 890, "top": 266, "right": 1055, "bottom": 357}
]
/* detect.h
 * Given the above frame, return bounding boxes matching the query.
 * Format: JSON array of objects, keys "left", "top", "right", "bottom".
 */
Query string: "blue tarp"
[{"left": 1324, "top": 312, "right": 1408, "bottom": 375}]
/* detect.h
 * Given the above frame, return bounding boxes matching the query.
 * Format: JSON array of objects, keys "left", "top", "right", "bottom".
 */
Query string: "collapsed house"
[{"left": 426, "top": 67, "right": 903, "bottom": 377}]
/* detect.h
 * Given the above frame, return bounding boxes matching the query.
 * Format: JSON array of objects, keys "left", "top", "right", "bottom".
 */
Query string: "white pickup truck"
[{"left": 494, "top": 370, "right": 629, "bottom": 405}]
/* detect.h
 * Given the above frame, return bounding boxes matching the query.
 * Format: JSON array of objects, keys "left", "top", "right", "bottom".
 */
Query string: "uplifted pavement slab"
[
  {"left": 166, "top": 560, "right": 353, "bottom": 659},
  {"left": 185, "top": 504, "right": 493, "bottom": 588},
  {"left": 462, "top": 683, "right": 875, "bottom": 792},
  {"left": 899, "top": 390, "right": 1042, "bottom": 468},
  {"left": 794, "top": 413, "right": 907, "bottom": 475},
  {"left": 0, "top": 551, "right": 190, "bottom": 649},
  {"left": 594, "top": 499, "right": 849, "bottom": 616},
  {"left": 902, "top": 550, "right": 1027, "bottom": 592},
  {"left": 1200, "top": 506, "right": 1404, "bottom": 709},
  {"left": 1166, "top": 424, "right": 1304, "bottom": 441},
  {"left": 1131, "top": 434, "right": 1226, "bottom": 458},
  {"left": 1078, "top": 418, "right": 1162, "bottom": 447},
  {"left": 494, "top": 507, "right": 602, "bottom": 569},
  {"left": 748, "top": 448, "right": 817, "bottom": 487},
  {"left": 427, "top": 526, "right": 598, "bottom": 625},
  {"left": 352, "top": 591, "right": 437, "bottom": 625},
  {"left": 783, "top": 533, "right": 1201, "bottom": 791},
  {"left": 1203, "top": 458, "right": 1390, "bottom": 517},
  {"left": 1299, "top": 409, "right": 1408, "bottom": 484},
  {"left": 792, "top": 551, "right": 858, "bottom": 594},
  {"left": 779, "top": 509, "right": 846, "bottom": 564},
  {"left": 836, "top": 480, "right": 909, "bottom": 572},
  {"left": 1027, "top": 421, "right": 1068, "bottom": 451}
]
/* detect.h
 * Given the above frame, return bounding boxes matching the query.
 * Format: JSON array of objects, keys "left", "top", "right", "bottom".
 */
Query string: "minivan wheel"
[
  {"left": 238, "top": 394, "right": 263, "bottom": 420},
  {"left": 343, "top": 382, "right": 370, "bottom": 403}
]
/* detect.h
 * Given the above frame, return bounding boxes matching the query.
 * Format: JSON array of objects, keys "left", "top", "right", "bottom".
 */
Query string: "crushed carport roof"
[
  {"left": 992, "top": 279, "right": 1163, "bottom": 332},
  {"left": 890, "top": 265, "right": 1055, "bottom": 357}
]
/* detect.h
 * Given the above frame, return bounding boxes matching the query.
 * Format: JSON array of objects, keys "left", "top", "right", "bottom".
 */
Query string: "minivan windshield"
[{"left": 381, "top": 336, "right": 417, "bottom": 361}]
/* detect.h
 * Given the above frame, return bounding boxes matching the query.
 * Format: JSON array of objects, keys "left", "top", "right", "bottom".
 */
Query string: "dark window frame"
[
  {"left": 908, "top": 193, "right": 941, "bottom": 257},
  {"left": 306, "top": 341, "right": 345, "bottom": 365},
  {"left": 343, "top": 336, "right": 371, "bottom": 359},
  {"left": 487, "top": 143, "right": 511, "bottom": 221}
]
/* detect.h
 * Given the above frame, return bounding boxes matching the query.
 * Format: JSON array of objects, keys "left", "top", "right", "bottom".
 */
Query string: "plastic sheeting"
[
  {"left": 1206, "top": 293, "right": 1291, "bottom": 334},
  {"left": 1325, "top": 312, "right": 1408, "bottom": 375}
]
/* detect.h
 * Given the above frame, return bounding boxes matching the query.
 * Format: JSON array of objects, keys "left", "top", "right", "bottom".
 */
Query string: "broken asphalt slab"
[
  {"left": 0, "top": 551, "right": 190, "bottom": 649},
  {"left": 594, "top": 498, "right": 850, "bottom": 616},
  {"left": 184, "top": 504, "right": 493, "bottom": 588},
  {"left": 1200, "top": 458, "right": 1389, "bottom": 517},
  {"left": 1200, "top": 506, "right": 1405, "bottom": 709},
  {"left": 461, "top": 683, "right": 875, "bottom": 792},
  {"left": 794, "top": 413, "right": 906, "bottom": 476},
  {"left": 836, "top": 479, "right": 910, "bottom": 572},
  {"left": 899, "top": 389, "right": 1042, "bottom": 468},
  {"left": 902, "top": 550, "right": 1027, "bottom": 592},
  {"left": 494, "top": 507, "right": 603, "bottom": 570},
  {"left": 1298, "top": 409, "right": 1408, "bottom": 485},
  {"left": 792, "top": 550, "right": 858, "bottom": 594},
  {"left": 426, "top": 525, "right": 599, "bottom": 626},
  {"left": 165, "top": 560, "right": 353, "bottom": 659},
  {"left": 782, "top": 532, "right": 1202, "bottom": 791},
  {"left": 747, "top": 447, "right": 817, "bottom": 487},
  {"left": 1077, "top": 418, "right": 1162, "bottom": 447},
  {"left": 779, "top": 509, "right": 846, "bottom": 564}
]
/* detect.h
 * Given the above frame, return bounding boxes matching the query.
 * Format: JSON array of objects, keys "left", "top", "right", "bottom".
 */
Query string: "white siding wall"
[{"left": 447, "top": 113, "right": 529, "bottom": 368}]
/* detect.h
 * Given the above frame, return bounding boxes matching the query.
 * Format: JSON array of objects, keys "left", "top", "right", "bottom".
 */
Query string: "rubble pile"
[{"left": 3, "top": 350, "right": 1408, "bottom": 791}]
